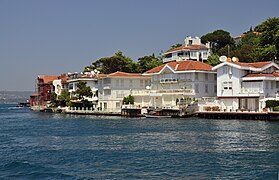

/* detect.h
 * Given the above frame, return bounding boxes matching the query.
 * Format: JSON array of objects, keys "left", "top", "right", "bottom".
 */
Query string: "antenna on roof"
[{"left": 219, "top": 56, "right": 227, "bottom": 62}]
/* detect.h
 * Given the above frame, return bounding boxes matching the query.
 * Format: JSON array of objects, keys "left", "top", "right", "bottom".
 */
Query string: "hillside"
[{"left": 0, "top": 91, "right": 34, "bottom": 104}]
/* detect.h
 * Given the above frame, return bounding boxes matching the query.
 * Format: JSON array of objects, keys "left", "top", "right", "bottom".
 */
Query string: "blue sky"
[{"left": 0, "top": 0, "right": 278, "bottom": 91}]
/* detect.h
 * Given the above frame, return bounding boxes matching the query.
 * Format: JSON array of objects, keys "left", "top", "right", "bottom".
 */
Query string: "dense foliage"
[
  {"left": 201, "top": 29, "right": 235, "bottom": 55},
  {"left": 265, "top": 100, "right": 279, "bottom": 108},
  {"left": 74, "top": 82, "right": 93, "bottom": 107},
  {"left": 123, "top": 95, "right": 135, "bottom": 105},
  {"left": 85, "top": 17, "right": 278, "bottom": 73},
  {"left": 90, "top": 51, "right": 162, "bottom": 74}
]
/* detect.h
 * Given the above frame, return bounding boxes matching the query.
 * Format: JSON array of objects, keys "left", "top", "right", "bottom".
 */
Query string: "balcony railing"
[
  {"left": 240, "top": 88, "right": 264, "bottom": 94},
  {"left": 131, "top": 89, "right": 195, "bottom": 96}
]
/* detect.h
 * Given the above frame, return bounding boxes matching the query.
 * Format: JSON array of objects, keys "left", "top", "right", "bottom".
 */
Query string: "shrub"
[
  {"left": 273, "top": 106, "right": 279, "bottom": 111},
  {"left": 266, "top": 100, "right": 279, "bottom": 108}
]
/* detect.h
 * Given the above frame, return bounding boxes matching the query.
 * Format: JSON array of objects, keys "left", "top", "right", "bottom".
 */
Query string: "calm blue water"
[{"left": 0, "top": 104, "right": 279, "bottom": 179}]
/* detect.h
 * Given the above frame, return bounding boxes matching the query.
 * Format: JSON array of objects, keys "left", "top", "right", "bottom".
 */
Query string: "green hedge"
[
  {"left": 273, "top": 106, "right": 279, "bottom": 111},
  {"left": 266, "top": 100, "right": 279, "bottom": 108}
]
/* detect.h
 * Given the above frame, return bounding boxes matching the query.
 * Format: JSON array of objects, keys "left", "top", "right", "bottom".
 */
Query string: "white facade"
[
  {"left": 132, "top": 60, "right": 217, "bottom": 109},
  {"left": 163, "top": 36, "right": 210, "bottom": 63},
  {"left": 213, "top": 61, "right": 279, "bottom": 112},
  {"left": 67, "top": 73, "right": 99, "bottom": 106},
  {"left": 98, "top": 72, "right": 151, "bottom": 112},
  {"left": 53, "top": 79, "right": 63, "bottom": 96}
]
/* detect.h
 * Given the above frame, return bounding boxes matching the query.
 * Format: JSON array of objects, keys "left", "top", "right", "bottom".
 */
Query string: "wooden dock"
[{"left": 197, "top": 111, "right": 279, "bottom": 120}]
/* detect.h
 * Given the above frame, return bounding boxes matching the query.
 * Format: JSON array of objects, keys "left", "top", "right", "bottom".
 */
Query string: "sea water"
[{"left": 0, "top": 104, "right": 279, "bottom": 179}]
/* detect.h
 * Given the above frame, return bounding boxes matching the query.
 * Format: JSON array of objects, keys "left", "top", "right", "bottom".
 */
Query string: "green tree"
[
  {"left": 57, "top": 89, "right": 71, "bottom": 107},
  {"left": 137, "top": 55, "right": 163, "bottom": 73},
  {"left": 201, "top": 29, "right": 235, "bottom": 55},
  {"left": 207, "top": 55, "right": 221, "bottom": 66},
  {"left": 123, "top": 95, "right": 135, "bottom": 105},
  {"left": 254, "top": 17, "right": 279, "bottom": 60},
  {"left": 50, "top": 92, "right": 58, "bottom": 107},
  {"left": 92, "top": 51, "right": 140, "bottom": 74},
  {"left": 74, "top": 82, "right": 93, "bottom": 108},
  {"left": 170, "top": 43, "right": 183, "bottom": 50}
]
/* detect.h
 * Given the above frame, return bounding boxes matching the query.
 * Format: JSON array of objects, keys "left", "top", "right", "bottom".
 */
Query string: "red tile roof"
[
  {"left": 38, "top": 75, "right": 59, "bottom": 83},
  {"left": 165, "top": 45, "right": 208, "bottom": 54},
  {"left": 232, "top": 61, "right": 272, "bottom": 68},
  {"left": 244, "top": 72, "right": 279, "bottom": 78},
  {"left": 101, "top": 71, "right": 146, "bottom": 78},
  {"left": 145, "top": 60, "right": 213, "bottom": 74}
]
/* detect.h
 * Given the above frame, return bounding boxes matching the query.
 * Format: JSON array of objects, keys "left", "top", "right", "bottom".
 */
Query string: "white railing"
[
  {"left": 241, "top": 88, "right": 264, "bottom": 94},
  {"left": 131, "top": 89, "right": 195, "bottom": 96}
]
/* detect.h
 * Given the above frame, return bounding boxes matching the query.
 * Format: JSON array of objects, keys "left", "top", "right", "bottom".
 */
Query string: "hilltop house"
[
  {"left": 212, "top": 61, "right": 279, "bottom": 112},
  {"left": 97, "top": 71, "right": 151, "bottom": 112},
  {"left": 131, "top": 60, "right": 217, "bottom": 109},
  {"left": 163, "top": 36, "right": 210, "bottom": 63}
]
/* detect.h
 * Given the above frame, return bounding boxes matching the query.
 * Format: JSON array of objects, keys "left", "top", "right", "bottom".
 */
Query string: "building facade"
[
  {"left": 213, "top": 61, "right": 279, "bottom": 112},
  {"left": 67, "top": 72, "right": 99, "bottom": 107},
  {"left": 131, "top": 60, "right": 217, "bottom": 109},
  {"left": 163, "top": 36, "right": 210, "bottom": 63},
  {"left": 98, "top": 72, "right": 151, "bottom": 112}
]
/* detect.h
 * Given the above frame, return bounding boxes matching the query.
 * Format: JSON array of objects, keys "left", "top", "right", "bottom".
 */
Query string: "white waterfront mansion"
[
  {"left": 67, "top": 72, "right": 99, "bottom": 108},
  {"left": 131, "top": 60, "right": 217, "bottom": 109},
  {"left": 163, "top": 36, "right": 210, "bottom": 63},
  {"left": 98, "top": 71, "right": 151, "bottom": 112},
  {"left": 213, "top": 61, "right": 279, "bottom": 112}
]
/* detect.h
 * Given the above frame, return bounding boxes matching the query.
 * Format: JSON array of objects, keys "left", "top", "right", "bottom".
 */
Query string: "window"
[
  {"left": 276, "top": 81, "right": 279, "bottom": 88},
  {"left": 214, "top": 74, "right": 217, "bottom": 80},
  {"left": 189, "top": 40, "right": 193, "bottom": 45},
  {"left": 202, "top": 52, "right": 207, "bottom": 57},
  {"left": 271, "top": 81, "right": 274, "bottom": 89},
  {"left": 145, "top": 80, "right": 149, "bottom": 87},
  {"left": 195, "top": 84, "right": 199, "bottom": 93},
  {"left": 116, "top": 79, "right": 119, "bottom": 87},
  {"left": 121, "top": 80, "right": 124, "bottom": 87},
  {"left": 205, "top": 84, "right": 208, "bottom": 93},
  {"left": 205, "top": 74, "right": 208, "bottom": 81},
  {"left": 195, "top": 73, "right": 199, "bottom": 80},
  {"left": 265, "top": 81, "right": 269, "bottom": 89},
  {"left": 223, "top": 82, "right": 232, "bottom": 90},
  {"left": 190, "top": 52, "right": 197, "bottom": 57},
  {"left": 223, "top": 65, "right": 228, "bottom": 74},
  {"left": 116, "top": 102, "right": 120, "bottom": 108},
  {"left": 104, "top": 78, "right": 111, "bottom": 84},
  {"left": 69, "top": 83, "right": 73, "bottom": 90},
  {"left": 140, "top": 80, "right": 143, "bottom": 88}
]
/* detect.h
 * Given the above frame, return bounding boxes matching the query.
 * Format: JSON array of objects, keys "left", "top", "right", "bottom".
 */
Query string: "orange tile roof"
[
  {"left": 244, "top": 72, "right": 279, "bottom": 78},
  {"left": 107, "top": 71, "right": 145, "bottom": 78},
  {"left": 145, "top": 60, "right": 213, "bottom": 73},
  {"left": 165, "top": 45, "right": 208, "bottom": 54},
  {"left": 97, "top": 71, "right": 147, "bottom": 78},
  {"left": 232, "top": 61, "right": 272, "bottom": 68},
  {"left": 38, "top": 75, "right": 59, "bottom": 83}
]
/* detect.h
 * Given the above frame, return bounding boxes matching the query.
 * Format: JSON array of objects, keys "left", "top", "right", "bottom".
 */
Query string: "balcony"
[
  {"left": 131, "top": 89, "right": 195, "bottom": 96},
  {"left": 239, "top": 88, "right": 264, "bottom": 97}
]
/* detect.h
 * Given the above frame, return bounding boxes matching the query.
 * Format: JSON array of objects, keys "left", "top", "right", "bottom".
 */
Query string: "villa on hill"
[{"left": 163, "top": 36, "right": 210, "bottom": 63}]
